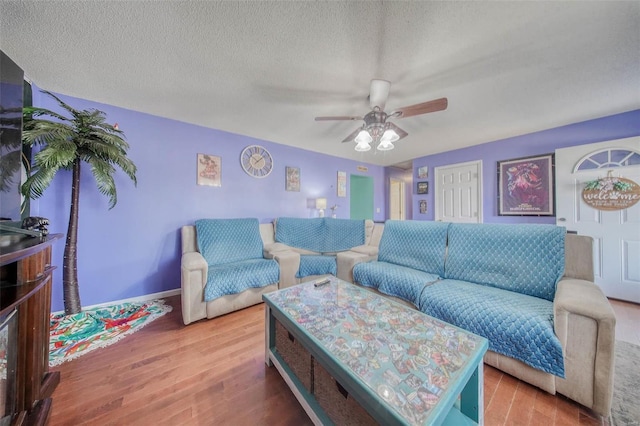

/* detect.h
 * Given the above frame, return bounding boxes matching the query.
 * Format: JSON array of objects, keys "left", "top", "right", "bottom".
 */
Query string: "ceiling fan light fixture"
[
  {"left": 381, "top": 128, "right": 400, "bottom": 143},
  {"left": 377, "top": 140, "right": 395, "bottom": 151},
  {"left": 354, "top": 140, "right": 372, "bottom": 152},
  {"left": 354, "top": 129, "right": 373, "bottom": 144}
]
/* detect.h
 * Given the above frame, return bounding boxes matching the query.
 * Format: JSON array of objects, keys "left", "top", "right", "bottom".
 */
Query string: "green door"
[{"left": 350, "top": 175, "right": 374, "bottom": 220}]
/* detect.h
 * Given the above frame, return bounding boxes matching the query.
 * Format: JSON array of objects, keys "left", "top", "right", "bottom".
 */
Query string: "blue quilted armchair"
[{"left": 181, "top": 218, "right": 297, "bottom": 325}]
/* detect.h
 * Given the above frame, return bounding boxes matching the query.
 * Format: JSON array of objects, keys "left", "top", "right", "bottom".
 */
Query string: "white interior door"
[
  {"left": 434, "top": 160, "right": 482, "bottom": 223},
  {"left": 556, "top": 137, "right": 640, "bottom": 303},
  {"left": 389, "top": 178, "right": 405, "bottom": 220}
]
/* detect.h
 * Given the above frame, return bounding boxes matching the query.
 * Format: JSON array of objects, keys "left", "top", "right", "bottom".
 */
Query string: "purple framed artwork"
[{"left": 498, "top": 153, "right": 554, "bottom": 216}]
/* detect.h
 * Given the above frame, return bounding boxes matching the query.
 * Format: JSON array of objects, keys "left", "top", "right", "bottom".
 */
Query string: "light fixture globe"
[
  {"left": 377, "top": 140, "right": 395, "bottom": 151},
  {"left": 354, "top": 129, "right": 373, "bottom": 144},
  {"left": 355, "top": 140, "right": 372, "bottom": 152},
  {"left": 381, "top": 128, "right": 400, "bottom": 143}
]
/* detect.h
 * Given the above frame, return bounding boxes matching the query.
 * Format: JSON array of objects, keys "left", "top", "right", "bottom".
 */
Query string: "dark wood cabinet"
[{"left": 1, "top": 234, "right": 61, "bottom": 426}]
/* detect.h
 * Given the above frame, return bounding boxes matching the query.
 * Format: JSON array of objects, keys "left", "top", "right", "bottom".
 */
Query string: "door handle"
[{"left": 558, "top": 218, "right": 567, "bottom": 222}]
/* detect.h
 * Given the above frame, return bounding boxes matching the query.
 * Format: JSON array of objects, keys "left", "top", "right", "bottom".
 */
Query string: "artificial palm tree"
[{"left": 22, "top": 90, "right": 137, "bottom": 315}]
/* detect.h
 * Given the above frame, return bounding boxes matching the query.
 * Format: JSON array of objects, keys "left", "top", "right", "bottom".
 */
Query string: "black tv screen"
[{"left": 0, "top": 50, "right": 26, "bottom": 221}]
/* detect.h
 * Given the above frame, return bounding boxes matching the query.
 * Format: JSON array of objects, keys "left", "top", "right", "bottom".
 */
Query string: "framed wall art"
[
  {"left": 418, "top": 166, "right": 428, "bottom": 179},
  {"left": 419, "top": 199, "right": 428, "bottom": 214},
  {"left": 417, "top": 181, "right": 429, "bottom": 194},
  {"left": 285, "top": 166, "right": 300, "bottom": 191},
  {"left": 337, "top": 171, "right": 347, "bottom": 197},
  {"left": 197, "top": 153, "right": 221, "bottom": 187},
  {"left": 498, "top": 153, "right": 555, "bottom": 216}
]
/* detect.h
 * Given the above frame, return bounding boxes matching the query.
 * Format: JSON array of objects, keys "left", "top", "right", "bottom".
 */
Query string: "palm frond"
[
  {"left": 80, "top": 109, "right": 108, "bottom": 127},
  {"left": 87, "top": 157, "right": 118, "bottom": 209},
  {"left": 23, "top": 106, "right": 72, "bottom": 123},
  {"left": 21, "top": 165, "right": 59, "bottom": 199},
  {"left": 39, "top": 90, "right": 82, "bottom": 118},
  {"left": 34, "top": 140, "right": 77, "bottom": 169},
  {"left": 113, "top": 156, "right": 138, "bottom": 185},
  {"left": 23, "top": 119, "right": 75, "bottom": 147},
  {"left": 94, "top": 121, "right": 124, "bottom": 137},
  {"left": 88, "top": 131, "right": 131, "bottom": 151}
]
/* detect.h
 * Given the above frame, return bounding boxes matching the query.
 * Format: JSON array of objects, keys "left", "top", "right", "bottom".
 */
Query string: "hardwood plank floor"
[{"left": 47, "top": 296, "right": 637, "bottom": 425}]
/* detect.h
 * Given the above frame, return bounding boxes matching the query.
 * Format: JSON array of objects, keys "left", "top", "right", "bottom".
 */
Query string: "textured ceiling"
[{"left": 1, "top": 1, "right": 638, "bottom": 167}]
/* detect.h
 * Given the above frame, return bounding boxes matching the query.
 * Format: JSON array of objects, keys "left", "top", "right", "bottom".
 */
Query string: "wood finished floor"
[{"left": 48, "top": 296, "right": 637, "bottom": 426}]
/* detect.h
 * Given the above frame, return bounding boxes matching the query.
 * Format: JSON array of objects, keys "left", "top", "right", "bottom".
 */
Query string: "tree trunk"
[{"left": 63, "top": 159, "right": 81, "bottom": 315}]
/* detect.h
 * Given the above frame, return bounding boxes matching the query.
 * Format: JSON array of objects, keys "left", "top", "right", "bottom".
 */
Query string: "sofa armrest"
[
  {"left": 350, "top": 245, "right": 379, "bottom": 256},
  {"left": 269, "top": 250, "right": 300, "bottom": 289},
  {"left": 181, "top": 252, "right": 209, "bottom": 325},
  {"left": 263, "top": 242, "right": 292, "bottom": 257},
  {"left": 554, "top": 277, "right": 616, "bottom": 416},
  {"left": 264, "top": 242, "right": 319, "bottom": 256},
  {"left": 336, "top": 250, "right": 377, "bottom": 283}
]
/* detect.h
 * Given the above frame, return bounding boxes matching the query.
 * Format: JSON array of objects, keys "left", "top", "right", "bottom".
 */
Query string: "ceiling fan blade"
[
  {"left": 315, "top": 116, "right": 362, "bottom": 121},
  {"left": 393, "top": 97, "right": 448, "bottom": 119},
  {"left": 369, "top": 79, "right": 391, "bottom": 110},
  {"left": 341, "top": 127, "right": 363, "bottom": 143},
  {"left": 387, "top": 122, "right": 408, "bottom": 140}
]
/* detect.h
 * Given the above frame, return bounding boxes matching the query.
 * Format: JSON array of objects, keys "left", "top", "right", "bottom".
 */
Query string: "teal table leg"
[
  {"left": 265, "top": 305, "right": 275, "bottom": 366},
  {"left": 459, "top": 362, "right": 484, "bottom": 424}
]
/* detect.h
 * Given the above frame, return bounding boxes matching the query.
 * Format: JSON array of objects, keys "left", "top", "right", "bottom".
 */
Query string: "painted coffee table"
[{"left": 263, "top": 277, "right": 488, "bottom": 426}]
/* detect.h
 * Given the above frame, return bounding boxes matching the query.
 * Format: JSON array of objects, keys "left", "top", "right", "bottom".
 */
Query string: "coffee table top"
[{"left": 263, "top": 278, "right": 488, "bottom": 425}]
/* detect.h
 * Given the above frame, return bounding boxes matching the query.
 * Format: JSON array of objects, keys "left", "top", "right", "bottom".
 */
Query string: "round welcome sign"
[{"left": 582, "top": 176, "right": 640, "bottom": 211}]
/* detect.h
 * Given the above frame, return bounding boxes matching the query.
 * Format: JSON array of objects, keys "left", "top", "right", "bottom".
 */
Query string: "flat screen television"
[{"left": 0, "top": 50, "right": 30, "bottom": 222}]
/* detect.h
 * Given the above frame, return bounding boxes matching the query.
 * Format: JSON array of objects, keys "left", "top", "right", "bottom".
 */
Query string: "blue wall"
[
  {"left": 411, "top": 110, "right": 640, "bottom": 223},
  {"left": 29, "top": 88, "right": 386, "bottom": 312},
  {"left": 29, "top": 84, "right": 640, "bottom": 312}
]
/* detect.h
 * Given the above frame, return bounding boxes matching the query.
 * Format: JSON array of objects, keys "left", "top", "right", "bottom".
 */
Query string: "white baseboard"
[{"left": 51, "top": 288, "right": 181, "bottom": 315}]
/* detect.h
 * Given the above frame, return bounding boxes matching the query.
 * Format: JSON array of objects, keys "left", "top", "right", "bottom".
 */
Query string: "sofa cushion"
[
  {"left": 418, "top": 279, "right": 564, "bottom": 377},
  {"left": 297, "top": 255, "right": 336, "bottom": 278},
  {"left": 353, "top": 261, "right": 440, "bottom": 306},
  {"left": 204, "top": 258, "right": 279, "bottom": 302},
  {"left": 445, "top": 223, "right": 565, "bottom": 301},
  {"left": 196, "top": 218, "right": 264, "bottom": 265},
  {"left": 377, "top": 220, "right": 449, "bottom": 276},
  {"left": 275, "top": 217, "right": 365, "bottom": 253}
]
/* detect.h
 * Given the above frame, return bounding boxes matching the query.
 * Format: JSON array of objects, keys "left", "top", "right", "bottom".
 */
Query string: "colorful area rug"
[{"left": 49, "top": 299, "right": 172, "bottom": 366}]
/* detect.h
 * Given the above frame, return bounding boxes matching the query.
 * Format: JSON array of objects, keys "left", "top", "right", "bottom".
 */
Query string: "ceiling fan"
[{"left": 315, "top": 79, "right": 448, "bottom": 152}]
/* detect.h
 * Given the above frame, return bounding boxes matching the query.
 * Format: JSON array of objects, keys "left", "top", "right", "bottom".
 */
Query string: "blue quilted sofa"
[
  {"left": 264, "top": 217, "right": 378, "bottom": 284},
  {"left": 346, "top": 220, "right": 616, "bottom": 416}
]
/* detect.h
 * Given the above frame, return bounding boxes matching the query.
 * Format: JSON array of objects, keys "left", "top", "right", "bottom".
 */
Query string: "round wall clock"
[{"left": 240, "top": 145, "right": 273, "bottom": 178}]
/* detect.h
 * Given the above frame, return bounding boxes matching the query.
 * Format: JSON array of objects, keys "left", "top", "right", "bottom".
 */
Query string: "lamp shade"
[
  {"left": 315, "top": 198, "right": 327, "bottom": 210},
  {"left": 354, "top": 130, "right": 373, "bottom": 144},
  {"left": 381, "top": 128, "right": 400, "bottom": 143},
  {"left": 355, "top": 141, "right": 372, "bottom": 152},
  {"left": 377, "top": 140, "right": 395, "bottom": 151}
]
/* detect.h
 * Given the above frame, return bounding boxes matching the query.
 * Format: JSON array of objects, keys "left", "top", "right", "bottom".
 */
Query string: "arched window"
[{"left": 573, "top": 148, "right": 640, "bottom": 173}]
